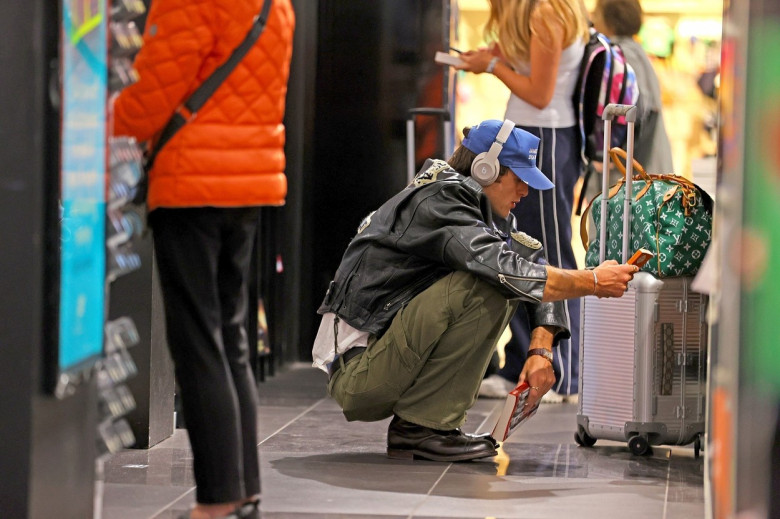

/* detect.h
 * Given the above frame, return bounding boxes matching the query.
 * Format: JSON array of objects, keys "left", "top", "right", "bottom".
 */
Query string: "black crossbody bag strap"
[{"left": 145, "top": 0, "right": 271, "bottom": 170}]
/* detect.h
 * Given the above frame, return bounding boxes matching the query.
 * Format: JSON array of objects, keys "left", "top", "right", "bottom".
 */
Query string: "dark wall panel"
[
  {"left": 300, "top": 1, "right": 449, "bottom": 354},
  {"left": 1, "top": 0, "right": 98, "bottom": 516}
]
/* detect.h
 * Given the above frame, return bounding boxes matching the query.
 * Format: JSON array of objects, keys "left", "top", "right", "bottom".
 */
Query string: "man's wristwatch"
[{"left": 528, "top": 348, "right": 553, "bottom": 364}]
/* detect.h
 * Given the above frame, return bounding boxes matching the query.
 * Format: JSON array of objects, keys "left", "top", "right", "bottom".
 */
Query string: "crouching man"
[{"left": 312, "top": 120, "right": 637, "bottom": 462}]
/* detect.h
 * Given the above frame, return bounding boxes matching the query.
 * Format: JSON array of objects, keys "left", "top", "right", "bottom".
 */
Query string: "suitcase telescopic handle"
[
  {"left": 602, "top": 104, "right": 637, "bottom": 122},
  {"left": 406, "top": 108, "right": 453, "bottom": 183},
  {"left": 599, "top": 104, "right": 637, "bottom": 263}
]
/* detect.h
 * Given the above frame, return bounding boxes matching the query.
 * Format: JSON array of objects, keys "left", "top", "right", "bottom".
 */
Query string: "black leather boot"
[
  {"left": 387, "top": 416, "right": 498, "bottom": 462},
  {"left": 456, "top": 429, "right": 500, "bottom": 449}
]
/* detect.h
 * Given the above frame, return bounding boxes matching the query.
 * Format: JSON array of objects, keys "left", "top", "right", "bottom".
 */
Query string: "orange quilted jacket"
[{"left": 113, "top": 0, "right": 295, "bottom": 210}]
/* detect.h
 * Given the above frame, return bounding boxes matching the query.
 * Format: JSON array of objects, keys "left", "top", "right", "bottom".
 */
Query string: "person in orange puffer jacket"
[{"left": 112, "top": 0, "right": 294, "bottom": 517}]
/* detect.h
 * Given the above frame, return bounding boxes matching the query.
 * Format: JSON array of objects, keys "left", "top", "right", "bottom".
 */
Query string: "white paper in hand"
[{"left": 434, "top": 51, "right": 464, "bottom": 67}]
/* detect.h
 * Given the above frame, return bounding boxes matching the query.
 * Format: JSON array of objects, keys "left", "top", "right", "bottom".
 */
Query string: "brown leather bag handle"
[
  {"left": 658, "top": 175, "right": 699, "bottom": 216},
  {"left": 579, "top": 193, "right": 599, "bottom": 251},
  {"left": 609, "top": 147, "right": 652, "bottom": 181}
]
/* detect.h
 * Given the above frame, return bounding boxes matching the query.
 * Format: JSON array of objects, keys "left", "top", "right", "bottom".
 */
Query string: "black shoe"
[
  {"left": 457, "top": 429, "right": 500, "bottom": 449},
  {"left": 387, "top": 416, "right": 498, "bottom": 462}
]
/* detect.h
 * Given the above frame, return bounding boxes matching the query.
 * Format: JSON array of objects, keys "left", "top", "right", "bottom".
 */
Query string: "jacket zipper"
[
  {"left": 498, "top": 273, "right": 542, "bottom": 302},
  {"left": 383, "top": 273, "right": 438, "bottom": 310}
]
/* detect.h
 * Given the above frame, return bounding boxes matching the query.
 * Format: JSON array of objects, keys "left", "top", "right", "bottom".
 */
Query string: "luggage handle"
[
  {"left": 406, "top": 108, "right": 453, "bottom": 183},
  {"left": 599, "top": 104, "right": 637, "bottom": 263},
  {"left": 602, "top": 103, "right": 638, "bottom": 123},
  {"left": 609, "top": 147, "right": 650, "bottom": 182}
]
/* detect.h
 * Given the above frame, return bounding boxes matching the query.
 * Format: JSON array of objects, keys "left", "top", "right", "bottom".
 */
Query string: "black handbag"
[{"left": 133, "top": 0, "right": 272, "bottom": 205}]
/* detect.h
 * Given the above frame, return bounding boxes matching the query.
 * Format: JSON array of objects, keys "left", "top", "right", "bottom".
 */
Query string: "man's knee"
[
  {"left": 327, "top": 338, "right": 408, "bottom": 423},
  {"left": 329, "top": 372, "right": 397, "bottom": 422}
]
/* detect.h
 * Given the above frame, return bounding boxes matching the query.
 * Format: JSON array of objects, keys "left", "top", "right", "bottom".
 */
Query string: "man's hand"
[
  {"left": 517, "top": 326, "right": 556, "bottom": 408},
  {"left": 593, "top": 260, "right": 640, "bottom": 298},
  {"left": 518, "top": 355, "right": 555, "bottom": 409},
  {"left": 543, "top": 261, "right": 639, "bottom": 301}
]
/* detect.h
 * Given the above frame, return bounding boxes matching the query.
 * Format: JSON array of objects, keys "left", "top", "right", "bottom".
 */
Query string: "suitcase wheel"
[
  {"left": 628, "top": 435, "right": 651, "bottom": 456},
  {"left": 574, "top": 427, "right": 596, "bottom": 447}
]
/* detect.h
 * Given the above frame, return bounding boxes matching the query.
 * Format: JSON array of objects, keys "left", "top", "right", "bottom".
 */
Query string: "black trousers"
[{"left": 150, "top": 207, "right": 261, "bottom": 504}]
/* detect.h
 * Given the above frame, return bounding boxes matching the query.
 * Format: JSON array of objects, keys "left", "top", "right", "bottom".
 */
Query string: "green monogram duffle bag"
[{"left": 580, "top": 148, "right": 714, "bottom": 278}]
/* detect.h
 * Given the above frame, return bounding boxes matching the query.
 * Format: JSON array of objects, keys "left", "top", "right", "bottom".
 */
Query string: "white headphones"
[{"left": 471, "top": 119, "right": 516, "bottom": 186}]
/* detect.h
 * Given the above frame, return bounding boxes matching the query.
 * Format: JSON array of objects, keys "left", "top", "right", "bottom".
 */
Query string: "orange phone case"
[{"left": 628, "top": 248, "right": 654, "bottom": 268}]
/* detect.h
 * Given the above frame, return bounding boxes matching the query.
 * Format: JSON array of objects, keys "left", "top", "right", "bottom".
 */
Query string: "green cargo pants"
[{"left": 328, "top": 271, "right": 517, "bottom": 430}]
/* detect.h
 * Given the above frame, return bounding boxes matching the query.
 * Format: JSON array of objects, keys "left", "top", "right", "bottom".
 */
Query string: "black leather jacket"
[{"left": 318, "top": 159, "right": 570, "bottom": 342}]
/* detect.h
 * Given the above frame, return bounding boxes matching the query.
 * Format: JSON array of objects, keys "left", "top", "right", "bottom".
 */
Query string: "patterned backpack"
[{"left": 573, "top": 28, "right": 640, "bottom": 212}]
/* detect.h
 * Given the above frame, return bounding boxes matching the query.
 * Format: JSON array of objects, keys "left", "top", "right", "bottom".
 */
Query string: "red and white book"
[{"left": 491, "top": 381, "right": 540, "bottom": 442}]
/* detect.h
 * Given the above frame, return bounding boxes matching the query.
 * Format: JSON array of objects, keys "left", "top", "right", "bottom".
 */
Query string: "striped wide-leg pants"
[{"left": 498, "top": 124, "right": 581, "bottom": 396}]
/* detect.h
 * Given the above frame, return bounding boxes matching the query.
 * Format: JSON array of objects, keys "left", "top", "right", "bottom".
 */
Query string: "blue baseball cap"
[{"left": 462, "top": 120, "right": 554, "bottom": 190}]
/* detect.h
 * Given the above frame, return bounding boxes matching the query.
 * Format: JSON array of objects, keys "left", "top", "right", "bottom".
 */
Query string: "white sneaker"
[
  {"left": 478, "top": 374, "right": 515, "bottom": 399},
  {"left": 540, "top": 392, "right": 579, "bottom": 404},
  {"left": 540, "top": 391, "right": 564, "bottom": 404}
]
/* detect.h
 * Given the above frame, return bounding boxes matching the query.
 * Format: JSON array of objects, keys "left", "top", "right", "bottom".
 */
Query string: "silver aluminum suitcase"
[{"left": 574, "top": 104, "right": 707, "bottom": 457}]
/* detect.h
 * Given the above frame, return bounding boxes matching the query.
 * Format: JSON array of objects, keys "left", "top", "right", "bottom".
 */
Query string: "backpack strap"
[
  {"left": 184, "top": 0, "right": 272, "bottom": 114},
  {"left": 614, "top": 46, "right": 629, "bottom": 110},
  {"left": 146, "top": 0, "right": 272, "bottom": 169}
]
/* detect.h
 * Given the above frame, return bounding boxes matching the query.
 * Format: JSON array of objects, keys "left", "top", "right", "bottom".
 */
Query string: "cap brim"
[{"left": 510, "top": 166, "right": 554, "bottom": 190}]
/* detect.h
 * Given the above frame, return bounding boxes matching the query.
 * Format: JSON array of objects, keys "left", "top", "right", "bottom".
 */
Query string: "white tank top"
[{"left": 504, "top": 40, "right": 585, "bottom": 128}]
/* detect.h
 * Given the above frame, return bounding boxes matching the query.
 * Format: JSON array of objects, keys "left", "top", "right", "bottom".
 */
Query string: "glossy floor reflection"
[{"left": 100, "top": 364, "right": 704, "bottom": 519}]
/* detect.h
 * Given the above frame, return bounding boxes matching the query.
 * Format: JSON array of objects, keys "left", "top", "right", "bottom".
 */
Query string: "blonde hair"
[{"left": 485, "top": 0, "right": 589, "bottom": 63}]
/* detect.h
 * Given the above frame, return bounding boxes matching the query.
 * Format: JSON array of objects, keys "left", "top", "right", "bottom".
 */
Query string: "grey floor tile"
[
  {"left": 100, "top": 365, "right": 705, "bottom": 519},
  {"left": 415, "top": 488, "right": 671, "bottom": 519},
  {"left": 102, "top": 445, "right": 195, "bottom": 488},
  {"left": 261, "top": 450, "right": 457, "bottom": 515},
  {"left": 100, "top": 482, "right": 193, "bottom": 519},
  {"left": 262, "top": 460, "right": 431, "bottom": 515},
  {"left": 256, "top": 402, "right": 333, "bottom": 442},
  {"left": 259, "top": 515, "right": 407, "bottom": 519}
]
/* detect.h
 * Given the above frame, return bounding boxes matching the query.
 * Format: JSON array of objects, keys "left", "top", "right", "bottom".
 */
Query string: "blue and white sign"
[{"left": 59, "top": 0, "right": 107, "bottom": 370}]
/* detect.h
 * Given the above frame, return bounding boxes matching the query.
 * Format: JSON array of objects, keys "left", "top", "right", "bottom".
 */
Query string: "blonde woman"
[{"left": 458, "top": 0, "right": 589, "bottom": 403}]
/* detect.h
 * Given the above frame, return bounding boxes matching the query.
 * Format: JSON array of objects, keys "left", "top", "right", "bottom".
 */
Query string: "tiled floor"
[{"left": 99, "top": 363, "right": 705, "bottom": 519}]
